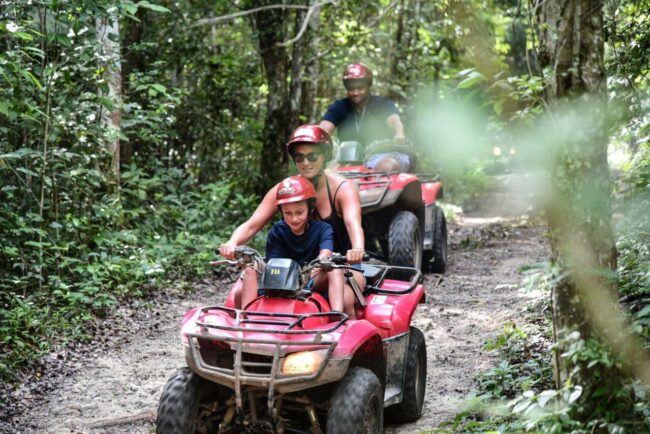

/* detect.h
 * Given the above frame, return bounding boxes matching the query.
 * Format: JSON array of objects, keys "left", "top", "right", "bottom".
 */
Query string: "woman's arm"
[
  {"left": 336, "top": 181, "right": 365, "bottom": 263},
  {"left": 219, "top": 186, "right": 278, "bottom": 259}
]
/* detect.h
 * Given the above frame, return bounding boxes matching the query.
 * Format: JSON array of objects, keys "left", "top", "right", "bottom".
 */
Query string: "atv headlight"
[{"left": 282, "top": 349, "right": 328, "bottom": 375}]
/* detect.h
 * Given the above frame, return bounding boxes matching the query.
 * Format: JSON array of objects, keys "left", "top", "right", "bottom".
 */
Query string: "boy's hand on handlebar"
[
  {"left": 346, "top": 248, "right": 365, "bottom": 264},
  {"left": 219, "top": 242, "right": 237, "bottom": 260}
]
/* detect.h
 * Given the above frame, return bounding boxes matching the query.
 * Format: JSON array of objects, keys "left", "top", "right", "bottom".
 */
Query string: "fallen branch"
[{"left": 88, "top": 410, "right": 156, "bottom": 429}]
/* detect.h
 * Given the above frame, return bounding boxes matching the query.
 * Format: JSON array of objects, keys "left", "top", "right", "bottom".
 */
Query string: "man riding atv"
[{"left": 318, "top": 63, "right": 412, "bottom": 173}]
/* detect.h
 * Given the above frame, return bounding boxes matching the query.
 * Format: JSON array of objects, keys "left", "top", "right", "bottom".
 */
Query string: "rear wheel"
[
  {"left": 388, "top": 211, "right": 422, "bottom": 271},
  {"left": 327, "top": 367, "right": 383, "bottom": 434},
  {"left": 385, "top": 327, "right": 426, "bottom": 422},
  {"left": 156, "top": 367, "right": 228, "bottom": 434},
  {"left": 426, "top": 205, "right": 447, "bottom": 274}
]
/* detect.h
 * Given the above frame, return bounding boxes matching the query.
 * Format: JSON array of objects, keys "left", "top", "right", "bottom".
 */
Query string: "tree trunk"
[
  {"left": 96, "top": 12, "right": 122, "bottom": 180},
  {"left": 289, "top": 8, "right": 306, "bottom": 128},
  {"left": 251, "top": 0, "right": 293, "bottom": 194},
  {"left": 538, "top": 0, "right": 619, "bottom": 400},
  {"left": 300, "top": 0, "right": 321, "bottom": 123},
  {"left": 120, "top": 7, "right": 147, "bottom": 164},
  {"left": 389, "top": 0, "right": 406, "bottom": 103}
]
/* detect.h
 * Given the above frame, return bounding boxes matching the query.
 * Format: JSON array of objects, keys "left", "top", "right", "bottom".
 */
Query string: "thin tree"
[{"left": 96, "top": 10, "right": 122, "bottom": 180}]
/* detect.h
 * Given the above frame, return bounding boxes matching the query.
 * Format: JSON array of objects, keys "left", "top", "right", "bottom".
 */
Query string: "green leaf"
[
  {"left": 151, "top": 84, "right": 166, "bottom": 93},
  {"left": 137, "top": 1, "right": 170, "bottom": 13},
  {"left": 568, "top": 385, "right": 582, "bottom": 404},
  {"left": 457, "top": 71, "right": 486, "bottom": 89},
  {"left": 21, "top": 70, "right": 42, "bottom": 89},
  {"left": 14, "top": 31, "right": 33, "bottom": 42},
  {"left": 24, "top": 241, "right": 52, "bottom": 248},
  {"left": 55, "top": 33, "right": 72, "bottom": 47},
  {"left": 0, "top": 101, "right": 11, "bottom": 116},
  {"left": 635, "top": 304, "right": 650, "bottom": 318},
  {"left": 537, "top": 390, "right": 556, "bottom": 407},
  {"left": 1, "top": 148, "right": 36, "bottom": 159},
  {"left": 16, "top": 167, "right": 38, "bottom": 177},
  {"left": 493, "top": 100, "right": 503, "bottom": 115}
]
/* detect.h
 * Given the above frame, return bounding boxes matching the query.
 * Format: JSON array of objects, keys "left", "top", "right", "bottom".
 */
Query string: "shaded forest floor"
[{"left": 1, "top": 174, "right": 549, "bottom": 434}]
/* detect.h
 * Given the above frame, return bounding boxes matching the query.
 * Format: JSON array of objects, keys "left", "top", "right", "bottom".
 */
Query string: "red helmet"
[
  {"left": 275, "top": 176, "right": 317, "bottom": 206},
  {"left": 342, "top": 63, "right": 373, "bottom": 86},
  {"left": 286, "top": 124, "right": 333, "bottom": 160}
]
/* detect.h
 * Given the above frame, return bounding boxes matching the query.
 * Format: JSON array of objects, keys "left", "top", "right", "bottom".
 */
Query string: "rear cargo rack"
[
  {"left": 412, "top": 173, "right": 440, "bottom": 183},
  {"left": 363, "top": 264, "right": 423, "bottom": 295},
  {"left": 338, "top": 171, "right": 397, "bottom": 208}
]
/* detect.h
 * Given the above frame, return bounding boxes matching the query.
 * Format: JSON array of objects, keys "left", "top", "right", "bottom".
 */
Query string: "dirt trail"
[{"left": 3, "top": 174, "right": 548, "bottom": 434}]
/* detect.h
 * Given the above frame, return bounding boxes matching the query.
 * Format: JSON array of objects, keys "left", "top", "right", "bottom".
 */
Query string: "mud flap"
[
  {"left": 382, "top": 332, "right": 409, "bottom": 406},
  {"left": 345, "top": 270, "right": 367, "bottom": 307}
]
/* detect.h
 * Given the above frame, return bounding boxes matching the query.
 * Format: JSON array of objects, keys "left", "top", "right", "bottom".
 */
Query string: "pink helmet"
[
  {"left": 342, "top": 63, "right": 373, "bottom": 86},
  {"left": 275, "top": 176, "right": 317, "bottom": 206},
  {"left": 286, "top": 124, "right": 333, "bottom": 160}
]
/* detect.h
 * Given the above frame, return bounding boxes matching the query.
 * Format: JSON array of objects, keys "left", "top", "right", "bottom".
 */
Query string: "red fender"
[
  {"left": 362, "top": 283, "right": 425, "bottom": 337},
  {"left": 224, "top": 279, "right": 243, "bottom": 309},
  {"left": 332, "top": 320, "right": 383, "bottom": 358},
  {"left": 387, "top": 173, "right": 419, "bottom": 192},
  {"left": 421, "top": 181, "right": 443, "bottom": 206}
]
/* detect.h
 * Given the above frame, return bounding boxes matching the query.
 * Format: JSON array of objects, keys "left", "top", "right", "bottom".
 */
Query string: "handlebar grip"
[{"left": 330, "top": 252, "right": 370, "bottom": 264}]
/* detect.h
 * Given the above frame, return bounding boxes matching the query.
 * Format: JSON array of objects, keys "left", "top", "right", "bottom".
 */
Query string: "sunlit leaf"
[
  {"left": 568, "top": 385, "right": 582, "bottom": 404},
  {"left": 457, "top": 72, "right": 486, "bottom": 89},
  {"left": 137, "top": 1, "right": 170, "bottom": 13}
]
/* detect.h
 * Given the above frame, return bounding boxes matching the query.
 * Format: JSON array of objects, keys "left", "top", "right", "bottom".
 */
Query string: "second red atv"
[
  {"left": 336, "top": 140, "right": 447, "bottom": 274},
  {"left": 156, "top": 247, "right": 428, "bottom": 433}
]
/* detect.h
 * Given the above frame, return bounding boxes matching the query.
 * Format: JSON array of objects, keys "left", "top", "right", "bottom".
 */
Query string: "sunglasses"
[{"left": 293, "top": 151, "right": 322, "bottom": 163}]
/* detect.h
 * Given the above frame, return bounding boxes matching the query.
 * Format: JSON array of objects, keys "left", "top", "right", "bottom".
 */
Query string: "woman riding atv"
[{"left": 219, "top": 124, "right": 365, "bottom": 319}]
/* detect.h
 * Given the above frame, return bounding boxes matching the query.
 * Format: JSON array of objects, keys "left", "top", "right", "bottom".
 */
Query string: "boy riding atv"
[{"left": 234, "top": 175, "right": 353, "bottom": 318}]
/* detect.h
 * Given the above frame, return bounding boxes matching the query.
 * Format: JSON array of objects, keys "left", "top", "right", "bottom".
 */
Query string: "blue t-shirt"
[
  {"left": 266, "top": 220, "right": 334, "bottom": 266},
  {"left": 321, "top": 95, "right": 399, "bottom": 144}
]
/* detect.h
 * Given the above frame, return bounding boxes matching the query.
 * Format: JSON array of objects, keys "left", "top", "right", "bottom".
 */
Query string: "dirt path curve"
[{"left": 4, "top": 175, "right": 548, "bottom": 434}]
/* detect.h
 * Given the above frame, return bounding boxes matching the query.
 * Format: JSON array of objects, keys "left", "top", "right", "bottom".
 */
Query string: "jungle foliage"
[{"left": 0, "top": 0, "right": 649, "bottom": 430}]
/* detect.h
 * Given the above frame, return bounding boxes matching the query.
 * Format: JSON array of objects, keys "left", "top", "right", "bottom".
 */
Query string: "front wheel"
[
  {"left": 156, "top": 367, "right": 227, "bottom": 434},
  {"left": 327, "top": 367, "right": 383, "bottom": 434}
]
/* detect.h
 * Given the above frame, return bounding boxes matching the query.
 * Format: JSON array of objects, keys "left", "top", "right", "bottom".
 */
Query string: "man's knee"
[{"left": 375, "top": 156, "right": 402, "bottom": 172}]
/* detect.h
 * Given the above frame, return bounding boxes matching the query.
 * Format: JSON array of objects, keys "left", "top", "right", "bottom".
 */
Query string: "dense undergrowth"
[{"left": 0, "top": 163, "right": 259, "bottom": 382}]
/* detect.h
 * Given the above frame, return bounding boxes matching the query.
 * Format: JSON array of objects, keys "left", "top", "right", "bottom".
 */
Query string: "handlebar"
[
  {"left": 210, "top": 246, "right": 264, "bottom": 268},
  {"left": 306, "top": 253, "right": 370, "bottom": 273}
]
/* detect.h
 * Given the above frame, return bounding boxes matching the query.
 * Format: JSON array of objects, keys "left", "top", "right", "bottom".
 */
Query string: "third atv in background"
[{"left": 336, "top": 140, "right": 448, "bottom": 274}]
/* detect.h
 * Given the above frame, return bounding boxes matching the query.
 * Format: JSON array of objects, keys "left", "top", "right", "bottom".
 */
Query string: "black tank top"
[{"left": 318, "top": 177, "right": 352, "bottom": 254}]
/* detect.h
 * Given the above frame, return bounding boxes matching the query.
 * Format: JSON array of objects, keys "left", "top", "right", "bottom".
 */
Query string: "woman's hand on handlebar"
[{"left": 346, "top": 248, "right": 365, "bottom": 264}]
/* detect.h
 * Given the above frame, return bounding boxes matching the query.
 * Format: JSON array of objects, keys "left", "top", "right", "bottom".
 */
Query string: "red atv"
[
  {"left": 336, "top": 140, "right": 447, "bottom": 274},
  {"left": 156, "top": 247, "right": 427, "bottom": 434}
]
